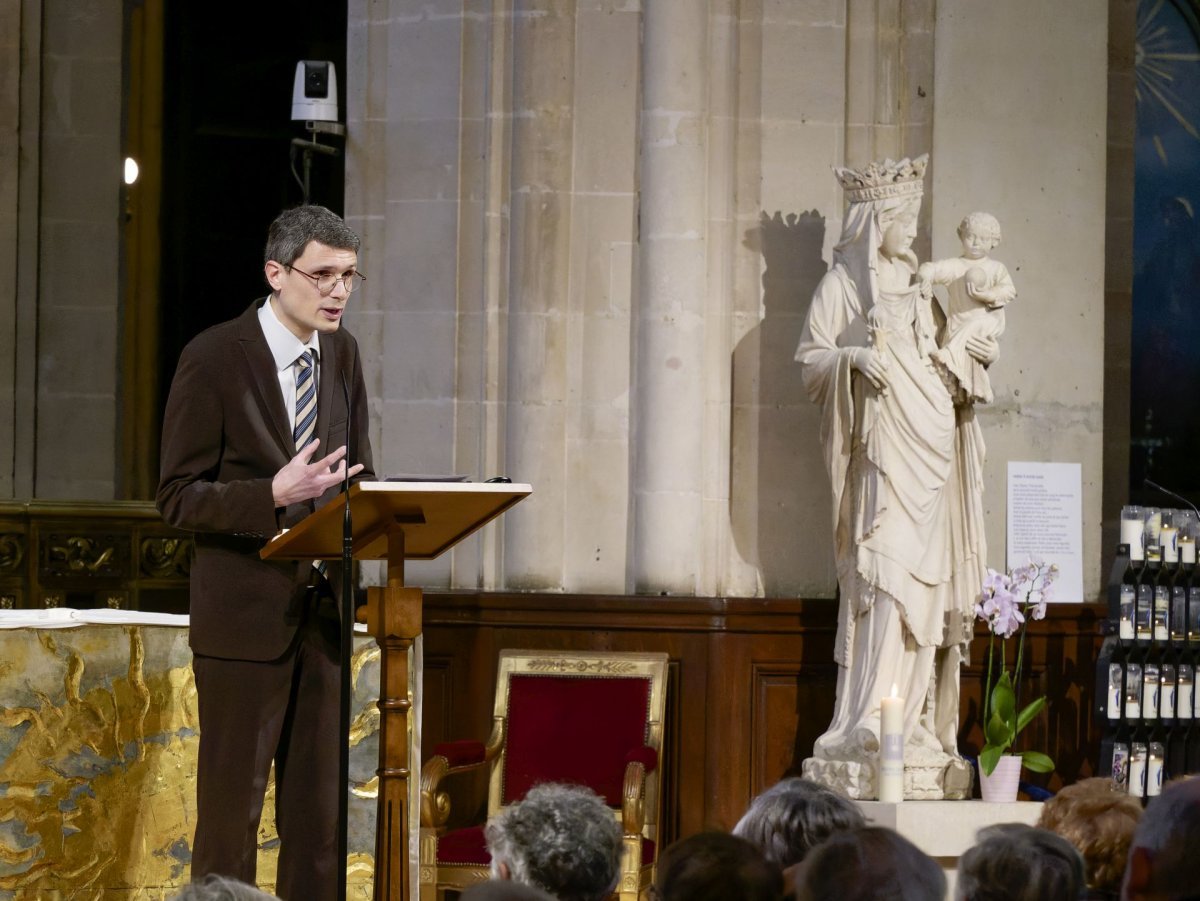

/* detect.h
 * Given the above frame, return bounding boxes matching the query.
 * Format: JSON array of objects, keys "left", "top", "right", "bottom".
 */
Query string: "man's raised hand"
[{"left": 272, "top": 439, "right": 365, "bottom": 507}]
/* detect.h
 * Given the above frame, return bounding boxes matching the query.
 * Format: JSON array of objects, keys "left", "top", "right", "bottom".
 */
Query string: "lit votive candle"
[{"left": 879, "top": 685, "right": 904, "bottom": 803}]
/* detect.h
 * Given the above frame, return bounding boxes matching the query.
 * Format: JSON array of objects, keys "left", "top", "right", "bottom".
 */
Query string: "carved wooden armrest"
[
  {"left": 620, "top": 746, "right": 658, "bottom": 835},
  {"left": 419, "top": 718, "right": 505, "bottom": 830}
]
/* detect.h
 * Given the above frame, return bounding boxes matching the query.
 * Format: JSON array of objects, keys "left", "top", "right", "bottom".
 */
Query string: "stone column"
[
  {"left": 559, "top": 0, "right": 640, "bottom": 594},
  {"left": 631, "top": 0, "right": 709, "bottom": 594},
  {"left": 0, "top": 0, "right": 30, "bottom": 498},
  {"left": 500, "top": 1, "right": 576, "bottom": 589},
  {"left": 448, "top": 4, "right": 512, "bottom": 590}
]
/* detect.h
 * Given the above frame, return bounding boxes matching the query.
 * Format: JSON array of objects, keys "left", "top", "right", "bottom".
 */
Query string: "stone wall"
[
  {"left": 0, "top": 1, "right": 1113, "bottom": 600},
  {"left": 345, "top": 1, "right": 1109, "bottom": 600},
  {"left": 932, "top": 0, "right": 1108, "bottom": 597}
]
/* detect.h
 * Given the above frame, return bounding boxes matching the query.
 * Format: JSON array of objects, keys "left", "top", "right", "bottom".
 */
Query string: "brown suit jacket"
[{"left": 157, "top": 300, "right": 375, "bottom": 661}]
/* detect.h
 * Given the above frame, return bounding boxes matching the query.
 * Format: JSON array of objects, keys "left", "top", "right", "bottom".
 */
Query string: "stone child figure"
[
  {"left": 919, "top": 212, "right": 1016, "bottom": 404},
  {"left": 795, "top": 155, "right": 992, "bottom": 801}
]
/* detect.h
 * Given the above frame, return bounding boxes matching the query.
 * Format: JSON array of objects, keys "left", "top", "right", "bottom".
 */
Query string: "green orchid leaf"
[
  {"left": 991, "top": 671, "right": 1016, "bottom": 727},
  {"left": 985, "top": 708, "right": 1013, "bottom": 747},
  {"left": 1021, "top": 750, "right": 1055, "bottom": 773},
  {"left": 1015, "top": 696, "right": 1047, "bottom": 734},
  {"left": 979, "top": 744, "right": 1003, "bottom": 776}
]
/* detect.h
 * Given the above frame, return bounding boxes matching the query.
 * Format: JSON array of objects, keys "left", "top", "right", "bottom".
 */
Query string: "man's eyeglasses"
[{"left": 287, "top": 265, "right": 366, "bottom": 296}]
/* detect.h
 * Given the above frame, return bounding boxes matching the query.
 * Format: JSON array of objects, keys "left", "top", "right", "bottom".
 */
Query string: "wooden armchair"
[{"left": 418, "top": 649, "right": 669, "bottom": 901}]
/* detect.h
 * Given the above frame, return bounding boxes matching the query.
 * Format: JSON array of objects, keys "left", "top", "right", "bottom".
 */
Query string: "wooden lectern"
[{"left": 261, "top": 481, "right": 531, "bottom": 901}]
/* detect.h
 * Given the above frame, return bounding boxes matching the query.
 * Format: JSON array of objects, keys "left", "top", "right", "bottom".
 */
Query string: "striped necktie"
[{"left": 293, "top": 350, "right": 317, "bottom": 451}]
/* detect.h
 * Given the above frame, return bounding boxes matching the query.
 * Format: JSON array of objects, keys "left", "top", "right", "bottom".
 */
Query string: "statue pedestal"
[
  {"left": 802, "top": 755, "right": 974, "bottom": 800},
  {"left": 855, "top": 800, "right": 1044, "bottom": 899}
]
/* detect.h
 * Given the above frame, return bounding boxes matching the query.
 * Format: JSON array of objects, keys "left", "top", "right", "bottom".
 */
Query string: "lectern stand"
[{"left": 261, "top": 481, "right": 531, "bottom": 901}]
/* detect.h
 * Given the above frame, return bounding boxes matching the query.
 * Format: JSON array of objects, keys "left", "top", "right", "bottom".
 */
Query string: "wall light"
[{"left": 124, "top": 157, "right": 140, "bottom": 185}]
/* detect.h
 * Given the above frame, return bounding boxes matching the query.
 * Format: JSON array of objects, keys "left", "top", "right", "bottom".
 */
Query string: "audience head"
[
  {"left": 653, "top": 831, "right": 784, "bottom": 901},
  {"left": 1037, "top": 776, "right": 1142, "bottom": 894},
  {"left": 795, "top": 825, "right": 944, "bottom": 901},
  {"left": 170, "top": 874, "right": 278, "bottom": 900},
  {"left": 484, "top": 782, "right": 622, "bottom": 901},
  {"left": 1122, "top": 776, "right": 1200, "bottom": 901},
  {"left": 733, "top": 777, "right": 866, "bottom": 868},
  {"left": 460, "top": 881, "right": 559, "bottom": 901},
  {"left": 957, "top": 823, "right": 1085, "bottom": 901}
]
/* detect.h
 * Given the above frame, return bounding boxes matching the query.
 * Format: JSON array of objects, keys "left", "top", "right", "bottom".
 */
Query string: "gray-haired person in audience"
[
  {"left": 957, "top": 823, "right": 1085, "bottom": 901},
  {"left": 485, "top": 782, "right": 623, "bottom": 901},
  {"left": 170, "top": 874, "right": 279, "bottom": 900},
  {"left": 1121, "top": 776, "right": 1200, "bottom": 901},
  {"left": 733, "top": 777, "right": 866, "bottom": 869}
]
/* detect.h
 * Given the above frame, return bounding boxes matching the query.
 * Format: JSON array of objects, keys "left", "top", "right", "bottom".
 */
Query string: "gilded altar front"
[{"left": 0, "top": 612, "right": 380, "bottom": 900}]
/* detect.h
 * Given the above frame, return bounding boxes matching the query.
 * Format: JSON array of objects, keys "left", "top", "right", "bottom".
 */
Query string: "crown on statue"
[{"left": 834, "top": 154, "right": 929, "bottom": 203}]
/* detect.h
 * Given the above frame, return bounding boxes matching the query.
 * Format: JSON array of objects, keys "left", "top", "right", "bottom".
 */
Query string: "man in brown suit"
[{"left": 158, "top": 205, "right": 375, "bottom": 899}]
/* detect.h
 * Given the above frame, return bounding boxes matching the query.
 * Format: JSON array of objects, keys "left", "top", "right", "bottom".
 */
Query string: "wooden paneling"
[
  {"left": 421, "top": 593, "right": 1106, "bottom": 842},
  {"left": 0, "top": 501, "right": 191, "bottom": 612}
]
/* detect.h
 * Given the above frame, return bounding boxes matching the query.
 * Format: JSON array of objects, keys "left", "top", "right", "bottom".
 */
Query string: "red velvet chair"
[{"left": 418, "top": 649, "right": 669, "bottom": 901}]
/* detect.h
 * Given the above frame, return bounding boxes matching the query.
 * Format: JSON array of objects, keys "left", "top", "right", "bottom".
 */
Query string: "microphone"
[
  {"left": 340, "top": 371, "right": 353, "bottom": 580},
  {"left": 1144, "top": 478, "right": 1200, "bottom": 522},
  {"left": 341, "top": 372, "right": 353, "bottom": 499}
]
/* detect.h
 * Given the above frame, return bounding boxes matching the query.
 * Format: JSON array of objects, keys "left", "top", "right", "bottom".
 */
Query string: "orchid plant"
[{"left": 975, "top": 558, "right": 1058, "bottom": 777}]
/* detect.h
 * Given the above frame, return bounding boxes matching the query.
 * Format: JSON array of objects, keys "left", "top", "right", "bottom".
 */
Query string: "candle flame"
[{"left": 890, "top": 683, "right": 899, "bottom": 698}]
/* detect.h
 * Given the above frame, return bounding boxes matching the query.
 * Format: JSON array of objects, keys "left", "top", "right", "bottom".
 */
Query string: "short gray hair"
[
  {"left": 169, "top": 874, "right": 279, "bottom": 900},
  {"left": 732, "top": 777, "right": 865, "bottom": 868},
  {"left": 263, "top": 204, "right": 360, "bottom": 267},
  {"left": 485, "top": 783, "right": 622, "bottom": 901}
]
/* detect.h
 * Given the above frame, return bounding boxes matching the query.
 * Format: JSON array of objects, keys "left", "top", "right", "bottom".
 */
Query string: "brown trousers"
[{"left": 191, "top": 608, "right": 342, "bottom": 900}]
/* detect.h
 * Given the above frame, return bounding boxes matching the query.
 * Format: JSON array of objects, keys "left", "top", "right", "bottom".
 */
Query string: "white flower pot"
[{"left": 978, "top": 754, "right": 1022, "bottom": 802}]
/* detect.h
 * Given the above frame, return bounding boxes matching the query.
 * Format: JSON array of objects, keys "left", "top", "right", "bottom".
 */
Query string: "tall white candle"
[
  {"left": 1128, "top": 743, "right": 1147, "bottom": 799},
  {"left": 1162, "top": 527, "right": 1179, "bottom": 563},
  {"left": 1180, "top": 667, "right": 1194, "bottom": 720},
  {"left": 1121, "top": 515, "right": 1145, "bottom": 562},
  {"left": 879, "top": 685, "right": 904, "bottom": 803}
]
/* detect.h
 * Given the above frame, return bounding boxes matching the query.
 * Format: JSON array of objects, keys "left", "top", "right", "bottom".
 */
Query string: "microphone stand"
[
  {"left": 337, "top": 374, "right": 354, "bottom": 901},
  {"left": 1144, "top": 478, "right": 1200, "bottom": 522}
]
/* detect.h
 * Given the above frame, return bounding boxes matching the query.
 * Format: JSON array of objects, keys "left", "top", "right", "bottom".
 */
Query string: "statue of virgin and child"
[{"left": 796, "top": 155, "right": 1013, "bottom": 799}]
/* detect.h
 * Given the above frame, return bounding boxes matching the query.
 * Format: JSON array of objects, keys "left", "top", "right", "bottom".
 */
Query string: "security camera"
[{"left": 291, "top": 60, "right": 339, "bottom": 123}]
